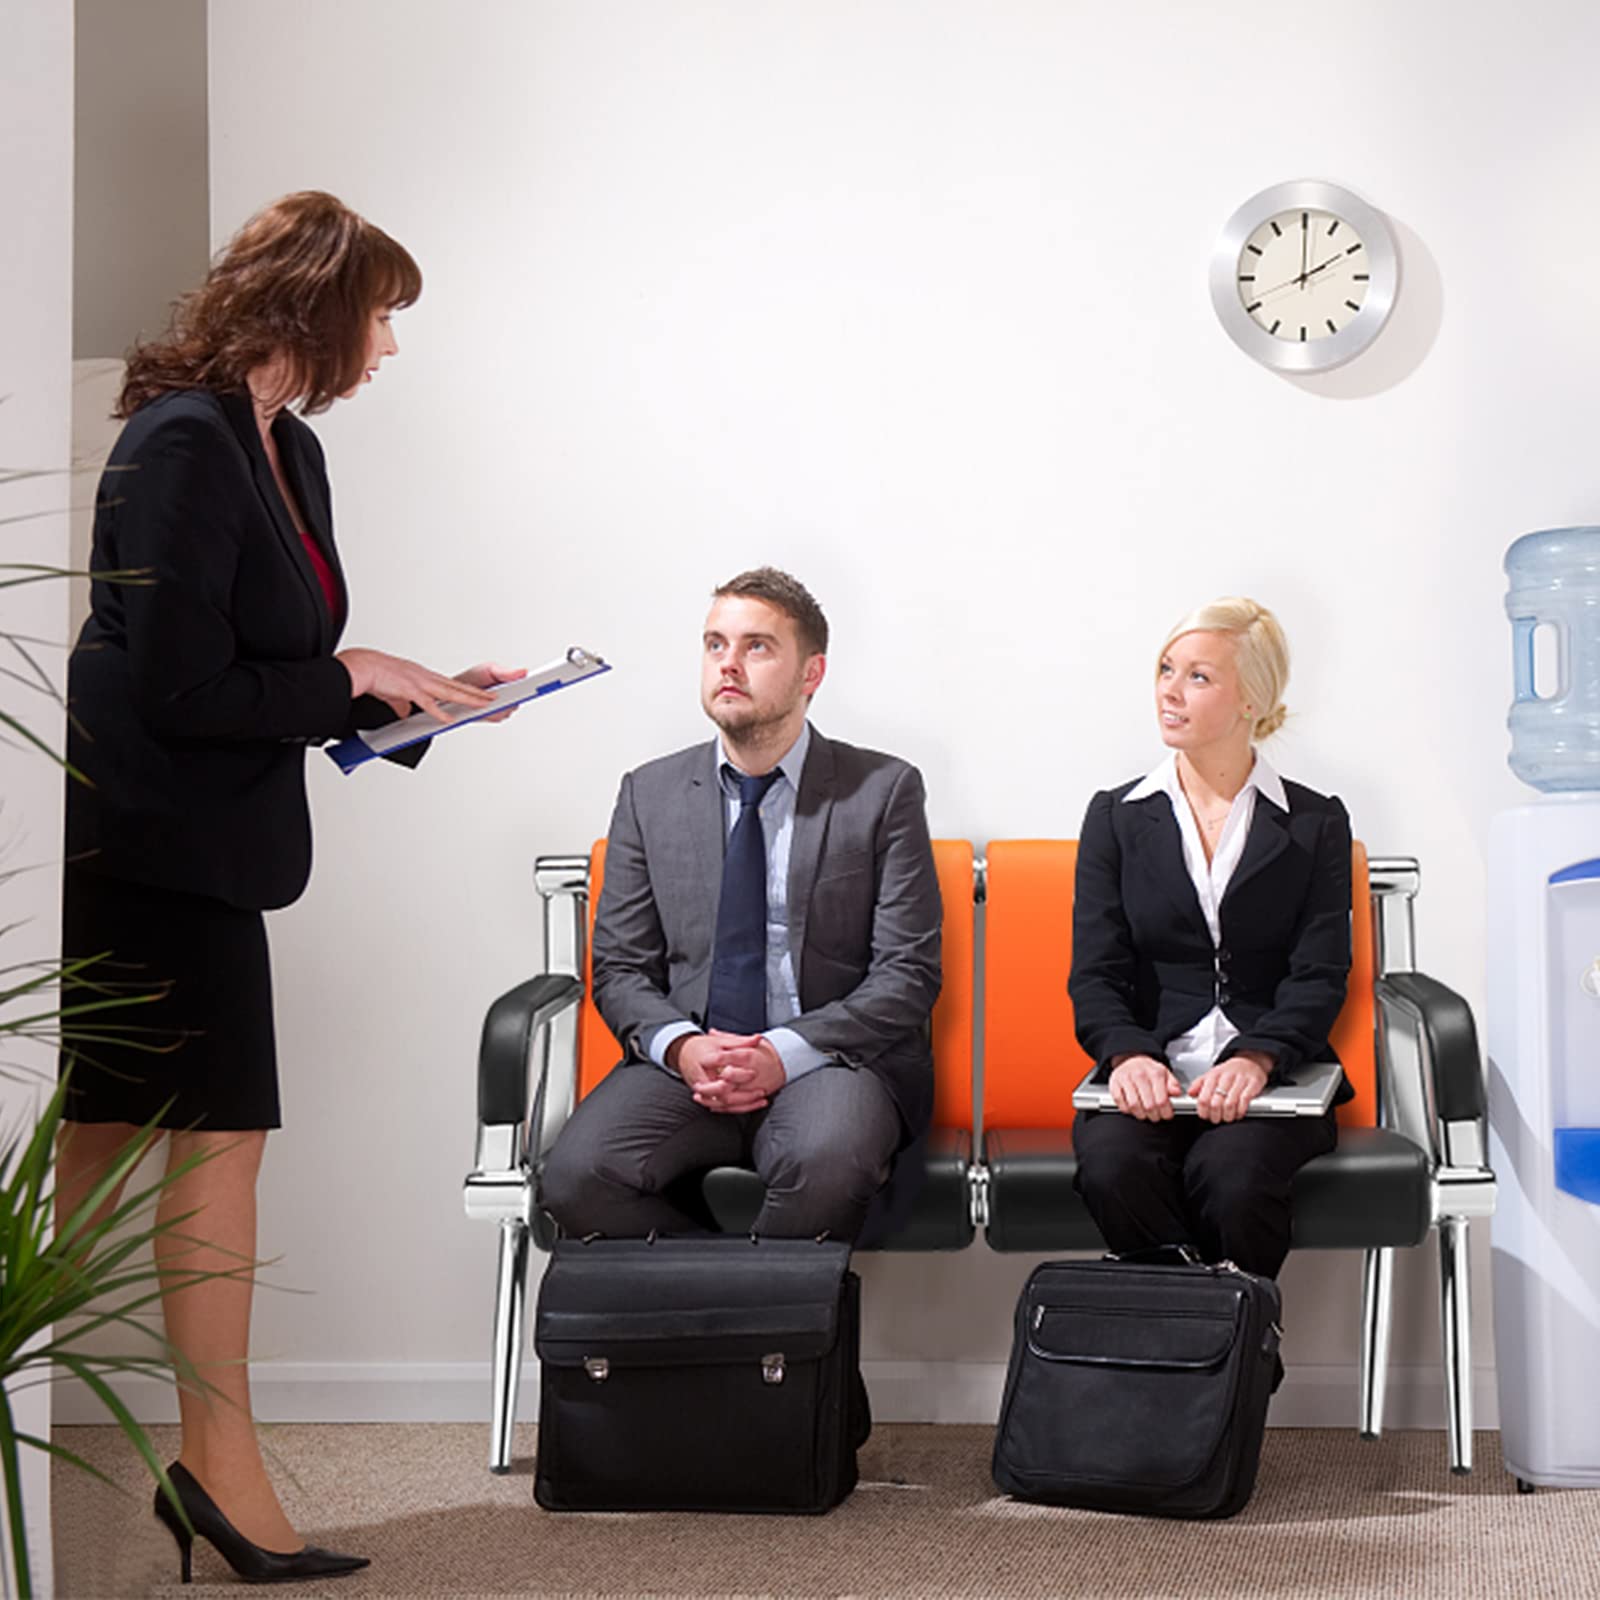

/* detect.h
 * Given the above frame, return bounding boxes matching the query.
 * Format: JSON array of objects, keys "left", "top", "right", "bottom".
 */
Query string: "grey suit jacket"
[{"left": 591, "top": 727, "right": 943, "bottom": 1141}]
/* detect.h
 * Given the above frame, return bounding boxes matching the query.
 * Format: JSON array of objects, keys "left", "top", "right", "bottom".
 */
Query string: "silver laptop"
[{"left": 1071, "top": 1059, "right": 1343, "bottom": 1118}]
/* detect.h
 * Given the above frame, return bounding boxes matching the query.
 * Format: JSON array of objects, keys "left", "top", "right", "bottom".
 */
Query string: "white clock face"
[{"left": 1235, "top": 209, "right": 1371, "bottom": 344}]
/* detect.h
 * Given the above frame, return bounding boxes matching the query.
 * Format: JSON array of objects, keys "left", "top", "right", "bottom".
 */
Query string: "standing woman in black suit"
[
  {"left": 1069, "top": 597, "right": 1353, "bottom": 1285},
  {"left": 55, "top": 192, "right": 514, "bottom": 1583}
]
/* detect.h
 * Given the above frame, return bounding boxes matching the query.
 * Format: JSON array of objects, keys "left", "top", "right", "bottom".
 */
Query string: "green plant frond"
[
  {"left": 18, "top": 978, "right": 175, "bottom": 1016},
  {"left": 47, "top": 1129, "right": 170, "bottom": 1251},
  {"left": 0, "top": 1079, "right": 72, "bottom": 1284},
  {"left": 0, "top": 561, "right": 148, "bottom": 585},
  {"left": 54, "top": 999, "right": 176, "bottom": 1030},
  {"left": 0, "top": 549, "right": 82, "bottom": 565},
  {"left": 0, "top": 459, "right": 130, "bottom": 482},
  {"left": 0, "top": 1388, "right": 33, "bottom": 1597},
  {"left": 0, "top": 946, "right": 170, "bottom": 992},
  {"left": 48, "top": 1017, "right": 179, "bottom": 1052},
  {"left": 22, "top": 1255, "right": 261, "bottom": 1353},
  {"left": 13, "top": 1348, "right": 213, "bottom": 1394},
  {"left": 0, "top": 665, "right": 60, "bottom": 706},
  {"left": 3, "top": 1354, "right": 172, "bottom": 1397},
  {"left": 7, "top": 1252, "right": 148, "bottom": 1331},
  {"left": 53, "top": 1120, "right": 194, "bottom": 1224},
  {"left": 16, "top": 1310, "right": 190, "bottom": 1373},
  {"left": 0, "top": 984, "right": 168, "bottom": 1022},
  {"left": 0, "top": 629, "right": 63, "bottom": 688},
  {"left": 49, "top": 1357, "right": 174, "bottom": 1492},
  {"left": 0, "top": 707, "right": 76, "bottom": 774},
  {"left": 9, "top": 1430, "right": 128, "bottom": 1496},
  {"left": 17, "top": 1213, "right": 285, "bottom": 1351},
  {"left": 0, "top": 950, "right": 117, "bottom": 983},
  {"left": 3, "top": 629, "right": 63, "bottom": 671}
]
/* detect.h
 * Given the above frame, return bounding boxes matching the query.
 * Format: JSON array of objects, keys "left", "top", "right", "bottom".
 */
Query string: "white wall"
[
  {"left": 0, "top": 2, "right": 74, "bottom": 1587},
  {"left": 143, "top": 0, "right": 1600, "bottom": 1428}
]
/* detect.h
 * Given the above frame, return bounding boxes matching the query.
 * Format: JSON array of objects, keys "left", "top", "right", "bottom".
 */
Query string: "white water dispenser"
[{"left": 1490, "top": 526, "right": 1600, "bottom": 1490}]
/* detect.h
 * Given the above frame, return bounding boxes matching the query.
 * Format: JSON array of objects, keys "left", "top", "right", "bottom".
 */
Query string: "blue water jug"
[{"left": 1506, "top": 526, "right": 1600, "bottom": 792}]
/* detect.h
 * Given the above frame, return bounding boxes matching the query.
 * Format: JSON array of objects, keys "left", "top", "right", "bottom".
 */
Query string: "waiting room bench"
[{"left": 465, "top": 839, "right": 1494, "bottom": 1474}]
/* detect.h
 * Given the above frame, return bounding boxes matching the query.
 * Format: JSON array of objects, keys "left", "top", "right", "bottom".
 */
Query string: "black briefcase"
[
  {"left": 534, "top": 1236, "right": 864, "bottom": 1513},
  {"left": 991, "top": 1250, "right": 1281, "bottom": 1519}
]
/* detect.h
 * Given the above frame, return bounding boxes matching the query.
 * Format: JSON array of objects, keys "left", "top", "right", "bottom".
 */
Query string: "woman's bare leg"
[
  {"left": 56, "top": 1121, "right": 300, "bottom": 1552},
  {"left": 155, "top": 1128, "right": 299, "bottom": 1551}
]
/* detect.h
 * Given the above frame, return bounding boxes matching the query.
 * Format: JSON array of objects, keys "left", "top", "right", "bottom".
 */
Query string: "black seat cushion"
[{"left": 982, "top": 1124, "right": 1431, "bottom": 1253}]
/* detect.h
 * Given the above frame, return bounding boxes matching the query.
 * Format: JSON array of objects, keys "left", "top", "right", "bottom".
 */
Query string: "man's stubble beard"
[
  {"left": 704, "top": 684, "right": 807, "bottom": 746},
  {"left": 707, "top": 698, "right": 782, "bottom": 737}
]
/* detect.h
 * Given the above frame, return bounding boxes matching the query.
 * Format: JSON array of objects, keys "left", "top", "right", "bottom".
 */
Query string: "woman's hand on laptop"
[
  {"left": 1109, "top": 1055, "right": 1183, "bottom": 1121},
  {"left": 1190, "top": 1053, "right": 1272, "bottom": 1124}
]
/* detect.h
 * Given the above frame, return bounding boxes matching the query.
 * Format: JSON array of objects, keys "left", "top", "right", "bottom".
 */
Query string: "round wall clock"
[{"left": 1209, "top": 180, "right": 1398, "bottom": 373}]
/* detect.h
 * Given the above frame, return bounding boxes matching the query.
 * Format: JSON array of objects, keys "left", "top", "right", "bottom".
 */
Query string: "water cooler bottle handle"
[{"left": 1511, "top": 614, "right": 1540, "bottom": 703}]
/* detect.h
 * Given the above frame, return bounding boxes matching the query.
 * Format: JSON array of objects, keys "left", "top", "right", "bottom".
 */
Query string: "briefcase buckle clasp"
[
  {"left": 761, "top": 1353, "right": 785, "bottom": 1385},
  {"left": 583, "top": 1357, "right": 609, "bottom": 1382}
]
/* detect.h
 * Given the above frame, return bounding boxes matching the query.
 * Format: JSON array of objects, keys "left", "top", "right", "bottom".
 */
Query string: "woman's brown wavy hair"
[{"left": 116, "top": 191, "right": 422, "bottom": 418}]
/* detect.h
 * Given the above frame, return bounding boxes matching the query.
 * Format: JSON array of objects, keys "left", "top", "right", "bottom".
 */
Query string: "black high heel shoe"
[{"left": 153, "top": 1462, "right": 370, "bottom": 1585}]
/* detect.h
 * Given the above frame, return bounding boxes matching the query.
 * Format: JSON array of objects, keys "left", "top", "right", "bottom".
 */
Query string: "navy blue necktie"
[{"left": 705, "top": 767, "right": 781, "bottom": 1035}]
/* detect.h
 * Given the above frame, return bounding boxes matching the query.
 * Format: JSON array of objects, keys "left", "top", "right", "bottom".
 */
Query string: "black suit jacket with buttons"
[
  {"left": 1068, "top": 775, "right": 1354, "bottom": 1100},
  {"left": 66, "top": 388, "right": 416, "bottom": 912}
]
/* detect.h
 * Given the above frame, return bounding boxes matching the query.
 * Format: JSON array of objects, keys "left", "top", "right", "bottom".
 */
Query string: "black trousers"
[{"left": 1072, "top": 1108, "right": 1338, "bottom": 1278}]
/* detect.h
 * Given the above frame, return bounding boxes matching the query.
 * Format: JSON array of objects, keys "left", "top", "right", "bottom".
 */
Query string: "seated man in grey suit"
[{"left": 540, "top": 566, "right": 942, "bottom": 1243}]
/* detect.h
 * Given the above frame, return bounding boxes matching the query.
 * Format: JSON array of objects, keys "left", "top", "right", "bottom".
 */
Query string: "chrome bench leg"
[
  {"left": 489, "top": 1218, "right": 531, "bottom": 1474},
  {"left": 1359, "top": 1245, "right": 1394, "bottom": 1439},
  {"left": 1439, "top": 1215, "right": 1473, "bottom": 1473}
]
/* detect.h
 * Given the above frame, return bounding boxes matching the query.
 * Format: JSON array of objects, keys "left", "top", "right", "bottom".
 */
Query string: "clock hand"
[
  {"left": 1300, "top": 212, "right": 1309, "bottom": 287},
  {"left": 1256, "top": 253, "right": 1346, "bottom": 301}
]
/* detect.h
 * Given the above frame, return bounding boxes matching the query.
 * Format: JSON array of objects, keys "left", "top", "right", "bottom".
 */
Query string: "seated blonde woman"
[{"left": 1068, "top": 597, "right": 1353, "bottom": 1294}]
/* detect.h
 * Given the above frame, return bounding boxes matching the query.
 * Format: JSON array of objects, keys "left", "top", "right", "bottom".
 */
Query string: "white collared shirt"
[{"left": 1121, "top": 750, "right": 1289, "bottom": 1086}]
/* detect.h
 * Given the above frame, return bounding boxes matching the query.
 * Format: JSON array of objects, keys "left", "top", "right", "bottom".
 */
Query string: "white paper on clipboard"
[{"left": 326, "top": 646, "right": 610, "bottom": 774}]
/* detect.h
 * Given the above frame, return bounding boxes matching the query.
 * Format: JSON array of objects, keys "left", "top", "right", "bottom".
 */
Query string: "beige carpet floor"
[{"left": 51, "top": 1423, "right": 1600, "bottom": 1598}]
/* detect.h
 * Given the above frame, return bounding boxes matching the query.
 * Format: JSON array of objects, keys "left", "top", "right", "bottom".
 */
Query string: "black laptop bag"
[
  {"left": 991, "top": 1250, "right": 1281, "bottom": 1518},
  {"left": 534, "top": 1236, "right": 863, "bottom": 1513}
]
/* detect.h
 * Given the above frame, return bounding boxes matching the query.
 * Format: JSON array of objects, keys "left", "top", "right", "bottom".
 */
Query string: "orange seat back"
[
  {"left": 575, "top": 841, "right": 619, "bottom": 1103},
  {"left": 1333, "top": 842, "right": 1378, "bottom": 1128},
  {"left": 981, "top": 839, "right": 1378, "bottom": 1130},
  {"left": 573, "top": 838, "right": 977, "bottom": 1133},
  {"left": 929, "top": 840, "right": 976, "bottom": 1131}
]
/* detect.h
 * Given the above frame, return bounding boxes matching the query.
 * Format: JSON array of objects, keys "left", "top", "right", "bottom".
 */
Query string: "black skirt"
[{"left": 60, "top": 865, "right": 282, "bottom": 1130}]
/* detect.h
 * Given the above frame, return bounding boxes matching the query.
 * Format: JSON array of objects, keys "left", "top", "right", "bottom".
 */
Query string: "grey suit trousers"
[{"left": 539, "top": 1062, "right": 902, "bottom": 1242}]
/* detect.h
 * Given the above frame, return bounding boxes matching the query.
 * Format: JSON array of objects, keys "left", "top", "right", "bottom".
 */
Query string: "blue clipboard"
[{"left": 326, "top": 646, "right": 610, "bottom": 774}]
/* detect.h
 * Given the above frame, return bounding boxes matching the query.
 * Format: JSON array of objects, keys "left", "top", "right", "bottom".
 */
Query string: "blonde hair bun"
[{"left": 1251, "top": 702, "right": 1289, "bottom": 741}]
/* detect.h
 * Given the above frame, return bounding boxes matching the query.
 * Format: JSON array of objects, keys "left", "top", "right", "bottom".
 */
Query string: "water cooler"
[{"left": 1489, "top": 526, "right": 1600, "bottom": 1490}]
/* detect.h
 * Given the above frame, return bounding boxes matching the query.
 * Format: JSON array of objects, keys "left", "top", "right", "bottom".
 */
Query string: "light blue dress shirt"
[{"left": 647, "top": 722, "right": 832, "bottom": 1084}]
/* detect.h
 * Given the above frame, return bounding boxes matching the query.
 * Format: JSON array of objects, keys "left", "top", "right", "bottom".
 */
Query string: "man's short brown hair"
[{"left": 712, "top": 567, "right": 829, "bottom": 657}]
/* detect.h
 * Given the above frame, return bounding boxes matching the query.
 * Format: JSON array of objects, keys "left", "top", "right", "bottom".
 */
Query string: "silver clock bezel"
[{"left": 1209, "top": 180, "right": 1399, "bottom": 374}]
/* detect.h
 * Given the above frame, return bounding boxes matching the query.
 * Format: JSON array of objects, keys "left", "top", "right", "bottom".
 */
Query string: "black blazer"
[
  {"left": 1069, "top": 775, "right": 1354, "bottom": 1097},
  {"left": 66, "top": 388, "right": 413, "bottom": 911}
]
